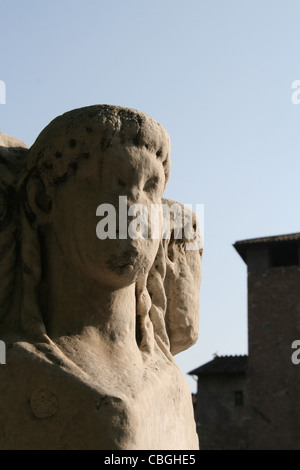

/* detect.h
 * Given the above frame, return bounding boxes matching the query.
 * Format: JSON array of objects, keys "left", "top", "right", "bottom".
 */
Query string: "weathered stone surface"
[{"left": 0, "top": 106, "right": 202, "bottom": 449}]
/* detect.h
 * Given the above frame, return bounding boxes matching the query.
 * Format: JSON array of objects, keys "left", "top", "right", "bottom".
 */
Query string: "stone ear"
[{"left": 26, "top": 174, "right": 52, "bottom": 227}]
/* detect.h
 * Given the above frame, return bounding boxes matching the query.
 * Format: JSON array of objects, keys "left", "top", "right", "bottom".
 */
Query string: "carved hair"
[
  {"left": 25, "top": 105, "right": 171, "bottom": 191},
  {"left": 147, "top": 200, "right": 202, "bottom": 356},
  {"left": 0, "top": 141, "right": 28, "bottom": 331}
]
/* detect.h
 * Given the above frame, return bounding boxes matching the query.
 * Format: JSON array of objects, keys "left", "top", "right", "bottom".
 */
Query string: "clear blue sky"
[{"left": 1, "top": 0, "right": 300, "bottom": 392}]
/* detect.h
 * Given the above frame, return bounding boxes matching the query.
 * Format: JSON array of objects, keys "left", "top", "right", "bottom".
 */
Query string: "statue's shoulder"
[
  {"left": 0, "top": 339, "right": 128, "bottom": 449},
  {"left": 3, "top": 338, "right": 98, "bottom": 388}
]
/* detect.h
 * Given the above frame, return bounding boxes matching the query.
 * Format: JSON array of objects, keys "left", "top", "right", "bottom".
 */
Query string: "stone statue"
[{"left": 0, "top": 106, "right": 202, "bottom": 450}]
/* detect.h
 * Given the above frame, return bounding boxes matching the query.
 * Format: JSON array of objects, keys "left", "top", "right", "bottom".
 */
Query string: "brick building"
[{"left": 189, "top": 233, "right": 300, "bottom": 450}]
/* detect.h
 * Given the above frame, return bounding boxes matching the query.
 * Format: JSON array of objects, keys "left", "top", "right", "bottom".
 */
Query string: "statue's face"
[{"left": 48, "top": 143, "right": 166, "bottom": 288}]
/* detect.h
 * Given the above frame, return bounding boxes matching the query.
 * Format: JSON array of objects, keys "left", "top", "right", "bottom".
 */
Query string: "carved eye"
[
  {"left": 143, "top": 177, "right": 159, "bottom": 193},
  {"left": 0, "top": 189, "right": 8, "bottom": 222}
]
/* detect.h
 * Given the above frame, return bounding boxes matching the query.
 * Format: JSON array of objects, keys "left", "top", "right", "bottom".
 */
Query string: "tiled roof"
[
  {"left": 234, "top": 232, "right": 300, "bottom": 247},
  {"left": 188, "top": 355, "right": 248, "bottom": 376},
  {"left": 234, "top": 233, "right": 300, "bottom": 262}
]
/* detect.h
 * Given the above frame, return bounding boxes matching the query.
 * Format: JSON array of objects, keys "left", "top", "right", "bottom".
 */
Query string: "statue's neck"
[{"left": 40, "top": 235, "right": 141, "bottom": 360}]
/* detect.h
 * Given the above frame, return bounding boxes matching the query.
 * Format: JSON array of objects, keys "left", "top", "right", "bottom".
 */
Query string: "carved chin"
[{"left": 107, "top": 250, "right": 152, "bottom": 278}]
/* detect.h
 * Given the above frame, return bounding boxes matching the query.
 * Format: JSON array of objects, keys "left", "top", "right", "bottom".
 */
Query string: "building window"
[{"left": 234, "top": 391, "right": 244, "bottom": 406}]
